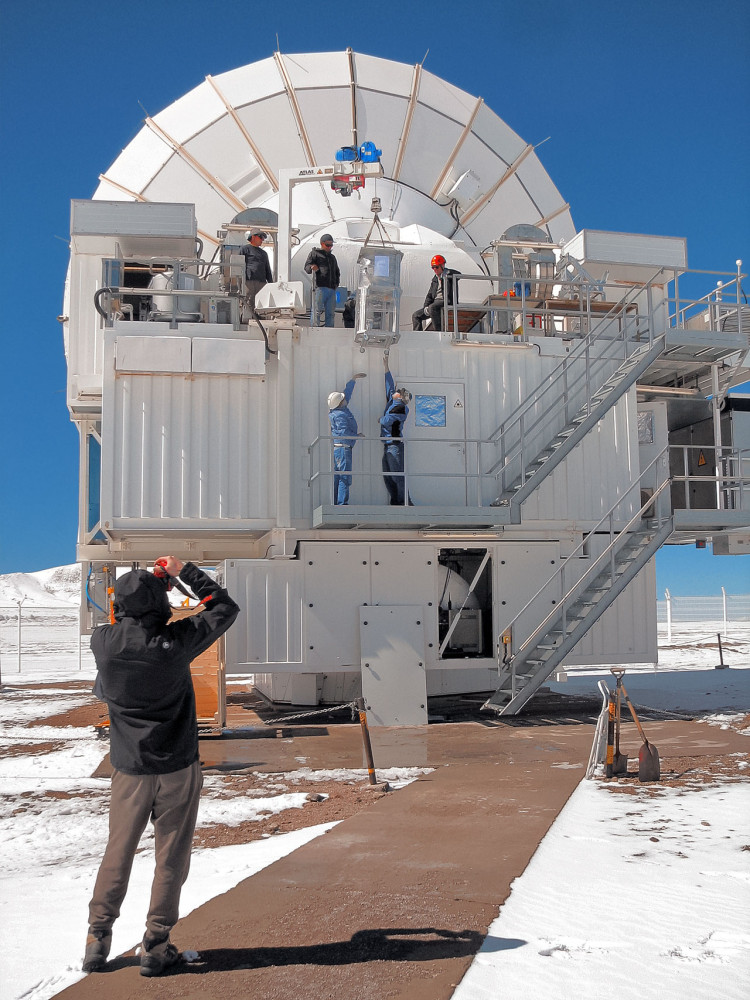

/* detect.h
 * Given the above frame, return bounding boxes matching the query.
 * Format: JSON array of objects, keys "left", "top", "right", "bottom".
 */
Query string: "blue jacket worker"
[
  {"left": 305, "top": 233, "right": 340, "bottom": 328},
  {"left": 379, "top": 354, "right": 412, "bottom": 505},
  {"left": 83, "top": 557, "right": 239, "bottom": 978},
  {"left": 328, "top": 373, "right": 366, "bottom": 504}
]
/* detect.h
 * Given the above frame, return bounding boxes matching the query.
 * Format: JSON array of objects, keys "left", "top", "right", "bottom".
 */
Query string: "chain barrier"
[{"left": 261, "top": 700, "right": 359, "bottom": 726}]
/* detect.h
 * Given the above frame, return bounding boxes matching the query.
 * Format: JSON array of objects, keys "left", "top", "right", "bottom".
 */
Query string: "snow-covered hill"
[{"left": 0, "top": 564, "right": 80, "bottom": 607}]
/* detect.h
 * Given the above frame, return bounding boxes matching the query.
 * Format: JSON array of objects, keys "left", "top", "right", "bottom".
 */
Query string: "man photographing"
[{"left": 83, "top": 557, "right": 239, "bottom": 977}]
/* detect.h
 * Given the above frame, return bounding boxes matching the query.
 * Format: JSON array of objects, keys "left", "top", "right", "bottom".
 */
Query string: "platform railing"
[{"left": 307, "top": 433, "right": 750, "bottom": 517}]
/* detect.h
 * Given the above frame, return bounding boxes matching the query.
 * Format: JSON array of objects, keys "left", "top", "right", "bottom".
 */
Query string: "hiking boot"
[
  {"left": 140, "top": 935, "right": 181, "bottom": 977},
  {"left": 82, "top": 929, "right": 112, "bottom": 972}
]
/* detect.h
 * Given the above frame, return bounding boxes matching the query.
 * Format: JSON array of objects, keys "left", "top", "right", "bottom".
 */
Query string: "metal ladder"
[
  {"left": 484, "top": 272, "right": 668, "bottom": 519},
  {"left": 489, "top": 336, "right": 666, "bottom": 519},
  {"left": 483, "top": 465, "right": 673, "bottom": 716}
]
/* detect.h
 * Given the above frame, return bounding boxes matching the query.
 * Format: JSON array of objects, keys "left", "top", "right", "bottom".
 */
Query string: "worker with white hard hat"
[
  {"left": 328, "top": 373, "right": 366, "bottom": 504},
  {"left": 239, "top": 230, "right": 273, "bottom": 317}
]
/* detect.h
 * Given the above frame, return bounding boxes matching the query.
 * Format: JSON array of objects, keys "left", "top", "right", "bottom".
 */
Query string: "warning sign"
[{"left": 698, "top": 451, "right": 706, "bottom": 467}]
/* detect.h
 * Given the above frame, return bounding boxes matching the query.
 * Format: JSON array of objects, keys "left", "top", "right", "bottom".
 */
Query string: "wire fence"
[{"left": 656, "top": 593, "right": 750, "bottom": 626}]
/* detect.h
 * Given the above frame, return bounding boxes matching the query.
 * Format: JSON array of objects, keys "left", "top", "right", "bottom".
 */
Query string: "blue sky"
[{"left": 1, "top": 0, "right": 748, "bottom": 595}]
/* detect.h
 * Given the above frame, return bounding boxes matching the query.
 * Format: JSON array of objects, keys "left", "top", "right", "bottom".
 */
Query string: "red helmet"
[{"left": 430, "top": 254, "right": 446, "bottom": 268}]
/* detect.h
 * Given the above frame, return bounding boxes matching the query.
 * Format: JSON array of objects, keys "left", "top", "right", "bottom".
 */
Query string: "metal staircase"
[
  {"left": 485, "top": 273, "right": 670, "bottom": 521},
  {"left": 483, "top": 464, "right": 673, "bottom": 716},
  {"left": 490, "top": 336, "right": 665, "bottom": 519}
]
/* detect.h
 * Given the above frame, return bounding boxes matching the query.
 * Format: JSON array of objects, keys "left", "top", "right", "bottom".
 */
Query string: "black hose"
[
  {"left": 94, "top": 287, "right": 116, "bottom": 320},
  {"left": 252, "top": 308, "right": 277, "bottom": 356}
]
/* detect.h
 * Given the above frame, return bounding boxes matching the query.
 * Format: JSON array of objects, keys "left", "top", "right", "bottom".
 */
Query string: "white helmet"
[{"left": 328, "top": 391, "right": 345, "bottom": 410}]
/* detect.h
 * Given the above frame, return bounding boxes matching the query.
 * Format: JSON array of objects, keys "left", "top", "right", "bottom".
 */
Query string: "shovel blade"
[
  {"left": 612, "top": 751, "right": 628, "bottom": 776},
  {"left": 638, "top": 742, "right": 660, "bottom": 782}
]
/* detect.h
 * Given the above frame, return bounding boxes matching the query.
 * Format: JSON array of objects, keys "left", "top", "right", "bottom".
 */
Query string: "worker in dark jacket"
[
  {"left": 379, "top": 353, "right": 412, "bottom": 505},
  {"left": 304, "top": 233, "right": 340, "bottom": 327},
  {"left": 412, "top": 254, "right": 460, "bottom": 331},
  {"left": 83, "top": 557, "right": 239, "bottom": 978},
  {"left": 240, "top": 229, "right": 273, "bottom": 315}
]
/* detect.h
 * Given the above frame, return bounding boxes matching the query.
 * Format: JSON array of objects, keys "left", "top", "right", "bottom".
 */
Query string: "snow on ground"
[
  {"left": 453, "top": 779, "right": 750, "bottom": 1000},
  {"left": 0, "top": 610, "right": 749, "bottom": 999}
]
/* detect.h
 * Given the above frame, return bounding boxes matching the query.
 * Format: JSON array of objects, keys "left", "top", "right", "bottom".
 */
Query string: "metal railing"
[
  {"left": 494, "top": 448, "right": 673, "bottom": 693},
  {"left": 307, "top": 432, "right": 750, "bottom": 517}
]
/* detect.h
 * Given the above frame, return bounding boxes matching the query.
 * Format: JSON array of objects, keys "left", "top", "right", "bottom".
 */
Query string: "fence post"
[
  {"left": 665, "top": 588, "right": 672, "bottom": 645},
  {"left": 16, "top": 600, "right": 25, "bottom": 673}
]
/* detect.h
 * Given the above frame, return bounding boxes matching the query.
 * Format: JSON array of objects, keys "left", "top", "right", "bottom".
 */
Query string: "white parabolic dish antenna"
[{"left": 93, "top": 49, "right": 575, "bottom": 296}]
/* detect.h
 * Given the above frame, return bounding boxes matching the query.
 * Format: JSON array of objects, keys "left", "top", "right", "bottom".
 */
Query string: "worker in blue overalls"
[
  {"left": 327, "top": 373, "right": 366, "bottom": 504},
  {"left": 379, "top": 353, "right": 412, "bottom": 505}
]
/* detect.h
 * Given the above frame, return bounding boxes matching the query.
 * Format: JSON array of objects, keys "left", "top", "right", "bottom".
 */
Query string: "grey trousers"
[{"left": 88, "top": 760, "right": 203, "bottom": 941}]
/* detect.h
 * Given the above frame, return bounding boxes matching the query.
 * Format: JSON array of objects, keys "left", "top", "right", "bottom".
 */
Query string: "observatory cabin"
[{"left": 63, "top": 51, "right": 750, "bottom": 725}]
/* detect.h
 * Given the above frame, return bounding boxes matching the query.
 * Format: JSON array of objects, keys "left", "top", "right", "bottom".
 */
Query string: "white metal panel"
[
  {"left": 564, "top": 230, "right": 687, "bottom": 269},
  {"left": 398, "top": 106, "right": 466, "bottom": 194},
  {"left": 192, "top": 338, "right": 266, "bottom": 375},
  {"left": 223, "top": 558, "right": 303, "bottom": 671},
  {"left": 354, "top": 91, "right": 409, "bottom": 177},
  {"left": 516, "top": 154, "right": 570, "bottom": 218},
  {"left": 115, "top": 336, "right": 191, "bottom": 373},
  {"left": 184, "top": 115, "right": 274, "bottom": 199},
  {"left": 101, "top": 336, "right": 273, "bottom": 527},
  {"left": 494, "top": 541, "right": 564, "bottom": 648},
  {"left": 213, "top": 57, "right": 285, "bottom": 107},
  {"left": 360, "top": 606, "right": 427, "bottom": 726},
  {"left": 297, "top": 88, "right": 357, "bottom": 165},
  {"left": 142, "top": 156, "right": 239, "bottom": 224},
  {"left": 236, "top": 96, "right": 309, "bottom": 178},
  {"left": 151, "top": 79, "right": 225, "bottom": 144},
  {"left": 418, "top": 68, "right": 480, "bottom": 127},
  {"left": 472, "top": 104, "right": 527, "bottom": 164},
  {"left": 281, "top": 50, "right": 351, "bottom": 89},
  {"left": 302, "top": 542, "right": 371, "bottom": 668},
  {"left": 97, "top": 127, "right": 170, "bottom": 194},
  {"left": 352, "top": 53, "right": 415, "bottom": 98}
]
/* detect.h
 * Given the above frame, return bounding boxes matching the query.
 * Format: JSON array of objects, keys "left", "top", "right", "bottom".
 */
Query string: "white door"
[{"left": 405, "top": 382, "right": 468, "bottom": 505}]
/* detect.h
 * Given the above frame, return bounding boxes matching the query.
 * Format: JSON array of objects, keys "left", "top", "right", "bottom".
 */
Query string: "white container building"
[{"left": 63, "top": 51, "right": 750, "bottom": 725}]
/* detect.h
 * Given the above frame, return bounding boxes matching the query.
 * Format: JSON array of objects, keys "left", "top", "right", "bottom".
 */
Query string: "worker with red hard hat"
[{"left": 412, "top": 254, "right": 460, "bottom": 331}]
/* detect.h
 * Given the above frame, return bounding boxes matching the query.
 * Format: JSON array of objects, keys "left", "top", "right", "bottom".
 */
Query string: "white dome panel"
[
  {"left": 351, "top": 52, "right": 415, "bottom": 99},
  {"left": 516, "top": 154, "right": 569, "bottom": 218},
  {"left": 236, "top": 95, "right": 309, "bottom": 174},
  {"left": 417, "top": 68, "right": 481, "bottom": 126},
  {"left": 279, "top": 50, "right": 351, "bottom": 90},
  {"left": 354, "top": 92, "right": 409, "bottom": 175},
  {"left": 398, "top": 105, "right": 466, "bottom": 192},
  {"left": 297, "top": 88, "right": 357, "bottom": 162},
  {"left": 91, "top": 50, "right": 575, "bottom": 257},
  {"left": 212, "top": 57, "right": 285, "bottom": 108},
  {"left": 142, "top": 157, "right": 238, "bottom": 235},
  {"left": 472, "top": 104, "right": 527, "bottom": 164},
  {"left": 99, "top": 127, "right": 172, "bottom": 194},
  {"left": 151, "top": 80, "right": 226, "bottom": 145}
]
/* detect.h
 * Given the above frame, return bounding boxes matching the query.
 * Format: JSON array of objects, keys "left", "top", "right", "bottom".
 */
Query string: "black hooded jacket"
[{"left": 91, "top": 563, "right": 240, "bottom": 775}]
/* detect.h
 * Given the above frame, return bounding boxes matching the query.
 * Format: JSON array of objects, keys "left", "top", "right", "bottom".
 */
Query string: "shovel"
[
  {"left": 620, "top": 680, "right": 660, "bottom": 782},
  {"left": 611, "top": 673, "right": 628, "bottom": 776}
]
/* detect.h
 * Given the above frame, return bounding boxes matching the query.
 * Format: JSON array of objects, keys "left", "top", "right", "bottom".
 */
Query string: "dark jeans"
[
  {"left": 412, "top": 299, "right": 444, "bottom": 331},
  {"left": 382, "top": 441, "right": 408, "bottom": 505}
]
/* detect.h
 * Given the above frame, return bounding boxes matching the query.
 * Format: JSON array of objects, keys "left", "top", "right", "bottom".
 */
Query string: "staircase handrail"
[
  {"left": 498, "top": 447, "right": 671, "bottom": 665},
  {"left": 483, "top": 269, "right": 667, "bottom": 479}
]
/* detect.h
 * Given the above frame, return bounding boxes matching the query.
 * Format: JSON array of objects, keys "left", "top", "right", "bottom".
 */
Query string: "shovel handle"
[{"left": 620, "top": 681, "right": 649, "bottom": 745}]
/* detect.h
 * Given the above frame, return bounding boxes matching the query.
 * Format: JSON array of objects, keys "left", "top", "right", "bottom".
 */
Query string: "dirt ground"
[{"left": 9, "top": 679, "right": 750, "bottom": 1000}]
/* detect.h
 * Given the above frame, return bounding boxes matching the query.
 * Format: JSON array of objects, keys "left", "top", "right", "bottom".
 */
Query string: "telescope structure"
[{"left": 63, "top": 50, "right": 750, "bottom": 725}]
